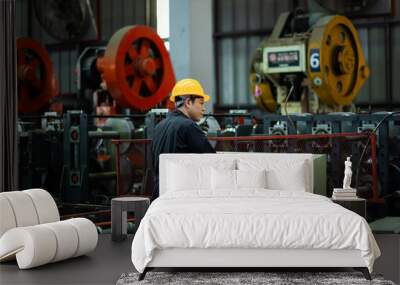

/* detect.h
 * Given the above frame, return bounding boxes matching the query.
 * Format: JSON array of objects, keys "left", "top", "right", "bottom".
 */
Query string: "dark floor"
[
  {"left": 1, "top": 233, "right": 397, "bottom": 285},
  {"left": 0, "top": 234, "right": 134, "bottom": 285}
]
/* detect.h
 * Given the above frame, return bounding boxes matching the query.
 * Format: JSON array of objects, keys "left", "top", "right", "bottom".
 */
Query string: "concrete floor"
[{"left": 0, "top": 234, "right": 134, "bottom": 285}]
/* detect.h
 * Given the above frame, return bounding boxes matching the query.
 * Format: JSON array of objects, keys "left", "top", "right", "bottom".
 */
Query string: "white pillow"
[
  {"left": 211, "top": 168, "right": 236, "bottom": 190},
  {"left": 236, "top": 169, "right": 267, "bottom": 189},
  {"left": 266, "top": 163, "right": 307, "bottom": 191},
  {"left": 238, "top": 158, "right": 309, "bottom": 192},
  {"left": 167, "top": 162, "right": 209, "bottom": 191},
  {"left": 167, "top": 159, "right": 236, "bottom": 192}
]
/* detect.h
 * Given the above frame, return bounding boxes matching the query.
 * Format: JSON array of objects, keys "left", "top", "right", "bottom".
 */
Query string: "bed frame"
[
  {"left": 138, "top": 154, "right": 373, "bottom": 281},
  {"left": 138, "top": 248, "right": 371, "bottom": 280}
]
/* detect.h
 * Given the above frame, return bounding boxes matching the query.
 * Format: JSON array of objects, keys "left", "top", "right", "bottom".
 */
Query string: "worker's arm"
[{"left": 184, "top": 122, "right": 216, "bottom": 153}]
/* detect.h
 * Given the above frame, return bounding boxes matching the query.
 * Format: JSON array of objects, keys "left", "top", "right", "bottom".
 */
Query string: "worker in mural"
[{"left": 151, "top": 78, "right": 215, "bottom": 200}]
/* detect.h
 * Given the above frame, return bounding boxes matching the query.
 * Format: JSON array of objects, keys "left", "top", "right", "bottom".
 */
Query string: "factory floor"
[{"left": 0, "top": 234, "right": 134, "bottom": 285}]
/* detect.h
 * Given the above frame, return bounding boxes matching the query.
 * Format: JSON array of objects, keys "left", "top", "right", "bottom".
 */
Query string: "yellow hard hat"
[{"left": 170, "top": 78, "right": 210, "bottom": 102}]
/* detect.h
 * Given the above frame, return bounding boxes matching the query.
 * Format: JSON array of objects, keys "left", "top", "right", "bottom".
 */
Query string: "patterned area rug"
[{"left": 116, "top": 271, "right": 395, "bottom": 285}]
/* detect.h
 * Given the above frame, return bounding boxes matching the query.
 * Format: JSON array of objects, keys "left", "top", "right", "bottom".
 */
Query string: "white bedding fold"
[{"left": 131, "top": 190, "right": 380, "bottom": 273}]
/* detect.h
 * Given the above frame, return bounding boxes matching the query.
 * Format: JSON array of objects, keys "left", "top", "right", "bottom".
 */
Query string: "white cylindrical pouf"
[
  {"left": 23, "top": 189, "right": 60, "bottom": 223},
  {"left": 0, "top": 196, "right": 17, "bottom": 237},
  {"left": 42, "top": 221, "right": 79, "bottom": 263},
  {"left": 65, "top": 218, "right": 98, "bottom": 257},
  {"left": 1, "top": 192, "right": 39, "bottom": 227},
  {"left": 0, "top": 226, "right": 57, "bottom": 269}
]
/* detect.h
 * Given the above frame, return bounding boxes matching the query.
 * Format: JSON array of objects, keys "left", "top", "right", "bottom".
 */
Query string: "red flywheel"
[
  {"left": 17, "top": 37, "right": 59, "bottom": 113},
  {"left": 97, "top": 25, "right": 176, "bottom": 111}
]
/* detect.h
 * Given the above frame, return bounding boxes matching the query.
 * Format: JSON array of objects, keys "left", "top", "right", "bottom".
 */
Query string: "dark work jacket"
[{"left": 151, "top": 110, "right": 215, "bottom": 200}]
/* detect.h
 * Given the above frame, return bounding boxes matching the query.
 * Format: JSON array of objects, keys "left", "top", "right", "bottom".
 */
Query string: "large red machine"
[
  {"left": 17, "top": 37, "right": 59, "bottom": 113},
  {"left": 17, "top": 25, "right": 176, "bottom": 114},
  {"left": 97, "top": 25, "right": 175, "bottom": 111}
]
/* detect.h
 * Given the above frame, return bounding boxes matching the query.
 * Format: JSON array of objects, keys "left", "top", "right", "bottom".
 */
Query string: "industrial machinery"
[
  {"left": 61, "top": 23, "right": 178, "bottom": 203},
  {"left": 358, "top": 112, "right": 400, "bottom": 200},
  {"left": 18, "top": 25, "right": 177, "bottom": 204},
  {"left": 16, "top": 20, "right": 398, "bottom": 221},
  {"left": 17, "top": 25, "right": 175, "bottom": 115},
  {"left": 250, "top": 10, "right": 369, "bottom": 114},
  {"left": 77, "top": 25, "right": 176, "bottom": 114},
  {"left": 18, "top": 112, "right": 64, "bottom": 197},
  {"left": 17, "top": 37, "right": 59, "bottom": 113},
  {"left": 61, "top": 111, "right": 139, "bottom": 203}
]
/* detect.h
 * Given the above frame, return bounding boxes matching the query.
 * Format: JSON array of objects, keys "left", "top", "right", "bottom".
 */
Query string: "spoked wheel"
[
  {"left": 17, "top": 37, "right": 59, "bottom": 113},
  {"left": 97, "top": 25, "right": 176, "bottom": 111},
  {"left": 308, "top": 15, "right": 369, "bottom": 106}
]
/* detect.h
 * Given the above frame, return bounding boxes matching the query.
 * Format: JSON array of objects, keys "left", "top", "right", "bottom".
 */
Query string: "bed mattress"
[{"left": 131, "top": 190, "right": 380, "bottom": 273}]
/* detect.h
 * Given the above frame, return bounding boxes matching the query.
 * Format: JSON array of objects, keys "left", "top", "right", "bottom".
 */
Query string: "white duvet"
[{"left": 131, "top": 190, "right": 380, "bottom": 273}]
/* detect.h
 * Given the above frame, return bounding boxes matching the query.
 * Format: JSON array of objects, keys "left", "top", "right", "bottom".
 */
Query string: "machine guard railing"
[{"left": 112, "top": 132, "right": 380, "bottom": 203}]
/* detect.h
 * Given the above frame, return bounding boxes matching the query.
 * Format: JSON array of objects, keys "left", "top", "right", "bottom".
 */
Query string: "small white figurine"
[{"left": 343, "top": 157, "right": 353, "bottom": 189}]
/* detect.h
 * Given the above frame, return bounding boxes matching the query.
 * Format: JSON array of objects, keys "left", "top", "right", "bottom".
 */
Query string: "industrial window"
[{"left": 157, "top": 0, "right": 170, "bottom": 50}]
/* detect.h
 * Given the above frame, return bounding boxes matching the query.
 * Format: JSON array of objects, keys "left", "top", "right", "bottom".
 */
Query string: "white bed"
[{"left": 131, "top": 153, "right": 380, "bottom": 280}]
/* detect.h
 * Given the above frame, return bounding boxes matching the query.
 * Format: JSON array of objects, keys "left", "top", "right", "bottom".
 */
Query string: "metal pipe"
[
  {"left": 88, "top": 172, "right": 116, "bottom": 179},
  {"left": 88, "top": 131, "right": 120, "bottom": 139},
  {"left": 111, "top": 138, "right": 151, "bottom": 144},
  {"left": 90, "top": 114, "right": 146, "bottom": 118},
  {"left": 205, "top": 113, "right": 253, "bottom": 118},
  {"left": 110, "top": 133, "right": 370, "bottom": 143},
  {"left": 208, "top": 132, "right": 370, "bottom": 141}
]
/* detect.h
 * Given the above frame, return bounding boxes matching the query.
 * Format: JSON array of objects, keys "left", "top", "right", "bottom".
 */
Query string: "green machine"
[
  {"left": 62, "top": 111, "right": 135, "bottom": 203},
  {"left": 63, "top": 111, "right": 90, "bottom": 203}
]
